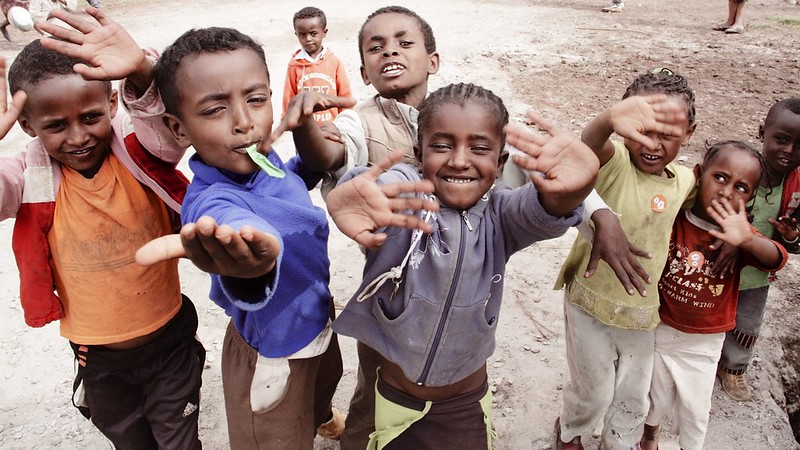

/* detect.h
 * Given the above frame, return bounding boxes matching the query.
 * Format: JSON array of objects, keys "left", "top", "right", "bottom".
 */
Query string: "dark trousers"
[
  {"left": 340, "top": 341, "right": 382, "bottom": 450},
  {"left": 71, "top": 296, "right": 205, "bottom": 450}
]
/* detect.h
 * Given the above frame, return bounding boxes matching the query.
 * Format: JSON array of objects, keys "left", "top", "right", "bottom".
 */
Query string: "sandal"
[
  {"left": 554, "top": 417, "right": 584, "bottom": 450},
  {"left": 725, "top": 25, "right": 745, "bottom": 34},
  {"left": 712, "top": 22, "right": 730, "bottom": 31}
]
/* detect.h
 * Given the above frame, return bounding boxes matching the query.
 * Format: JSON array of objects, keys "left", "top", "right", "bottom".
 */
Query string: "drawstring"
[{"left": 356, "top": 196, "right": 437, "bottom": 302}]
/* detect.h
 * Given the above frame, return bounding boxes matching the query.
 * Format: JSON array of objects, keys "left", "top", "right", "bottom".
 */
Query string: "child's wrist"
[{"left": 784, "top": 234, "right": 800, "bottom": 244}]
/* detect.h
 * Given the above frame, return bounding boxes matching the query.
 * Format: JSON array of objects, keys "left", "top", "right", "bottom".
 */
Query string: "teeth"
[
  {"left": 444, "top": 177, "right": 472, "bottom": 184},
  {"left": 642, "top": 154, "right": 659, "bottom": 161},
  {"left": 382, "top": 64, "right": 403, "bottom": 73}
]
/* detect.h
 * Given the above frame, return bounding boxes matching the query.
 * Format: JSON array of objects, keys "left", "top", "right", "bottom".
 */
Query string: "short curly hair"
[
  {"left": 357, "top": 6, "right": 436, "bottom": 65},
  {"left": 623, "top": 68, "right": 696, "bottom": 127},
  {"left": 8, "top": 39, "right": 112, "bottom": 113},
  {"left": 293, "top": 6, "right": 326, "bottom": 28},
  {"left": 154, "top": 27, "right": 268, "bottom": 117}
]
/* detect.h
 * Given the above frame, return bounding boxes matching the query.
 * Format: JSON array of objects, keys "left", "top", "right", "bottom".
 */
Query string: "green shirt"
[
  {"left": 739, "top": 183, "right": 783, "bottom": 290},
  {"left": 555, "top": 141, "right": 695, "bottom": 330}
]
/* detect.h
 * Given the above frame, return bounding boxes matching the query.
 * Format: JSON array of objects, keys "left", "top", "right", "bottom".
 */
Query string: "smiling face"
[
  {"left": 19, "top": 74, "right": 117, "bottom": 178},
  {"left": 166, "top": 49, "right": 272, "bottom": 175},
  {"left": 417, "top": 101, "right": 505, "bottom": 210},
  {"left": 692, "top": 146, "right": 762, "bottom": 222},
  {"left": 760, "top": 108, "right": 800, "bottom": 185},
  {"left": 623, "top": 96, "right": 695, "bottom": 177},
  {"left": 359, "top": 12, "right": 439, "bottom": 108},
  {"left": 294, "top": 16, "right": 327, "bottom": 58}
]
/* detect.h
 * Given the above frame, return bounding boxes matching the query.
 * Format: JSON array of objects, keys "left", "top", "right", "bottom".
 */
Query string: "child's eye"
[
  {"left": 81, "top": 113, "right": 104, "bottom": 123},
  {"left": 471, "top": 146, "right": 493, "bottom": 153},
  {"left": 774, "top": 136, "right": 789, "bottom": 145},
  {"left": 367, "top": 44, "right": 382, "bottom": 53},
  {"left": 400, "top": 40, "right": 413, "bottom": 47},
  {"left": 201, "top": 106, "right": 225, "bottom": 116},
  {"left": 248, "top": 96, "right": 268, "bottom": 105},
  {"left": 735, "top": 184, "right": 749, "bottom": 194},
  {"left": 713, "top": 174, "right": 726, "bottom": 183},
  {"left": 44, "top": 121, "right": 67, "bottom": 131},
  {"left": 429, "top": 143, "right": 451, "bottom": 152}
]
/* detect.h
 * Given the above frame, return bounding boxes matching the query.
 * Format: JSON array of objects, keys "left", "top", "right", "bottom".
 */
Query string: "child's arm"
[
  {"left": 581, "top": 94, "right": 687, "bottom": 166},
  {"left": 0, "top": 59, "right": 26, "bottom": 140},
  {"left": 327, "top": 151, "right": 439, "bottom": 248},
  {"left": 707, "top": 198, "right": 785, "bottom": 270},
  {"left": 36, "top": 7, "right": 154, "bottom": 94},
  {"left": 272, "top": 91, "right": 356, "bottom": 172},
  {"left": 505, "top": 112, "right": 598, "bottom": 217},
  {"left": 769, "top": 215, "right": 800, "bottom": 253},
  {"left": 136, "top": 216, "right": 280, "bottom": 280}
]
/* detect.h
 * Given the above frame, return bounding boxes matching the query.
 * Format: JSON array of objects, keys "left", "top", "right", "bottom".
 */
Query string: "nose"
[
  {"left": 382, "top": 44, "right": 399, "bottom": 57},
  {"left": 719, "top": 184, "right": 733, "bottom": 199},
  {"left": 66, "top": 123, "right": 89, "bottom": 147},
  {"left": 232, "top": 102, "right": 254, "bottom": 134},
  {"left": 448, "top": 147, "right": 469, "bottom": 169}
]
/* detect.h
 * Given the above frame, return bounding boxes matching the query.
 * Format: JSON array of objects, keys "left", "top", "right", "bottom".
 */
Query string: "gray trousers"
[{"left": 719, "top": 286, "right": 770, "bottom": 374}]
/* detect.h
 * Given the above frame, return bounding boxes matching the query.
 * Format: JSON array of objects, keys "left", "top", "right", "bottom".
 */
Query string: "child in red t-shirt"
[{"left": 640, "top": 140, "right": 789, "bottom": 450}]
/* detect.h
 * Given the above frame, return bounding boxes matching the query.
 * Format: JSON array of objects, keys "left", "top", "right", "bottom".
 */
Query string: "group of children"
[{"left": 0, "top": 4, "right": 798, "bottom": 450}]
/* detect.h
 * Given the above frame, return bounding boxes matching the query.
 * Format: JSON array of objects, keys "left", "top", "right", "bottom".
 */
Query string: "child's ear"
[
  {"left": 427, "top": 52, "right": 441, "bottom": 76},
  {"left": 108, "top": 89, "right": 119, "bottom": 119},
  {"left": 163, "top": 114, "right": 192, "bottom": 148},
  {"left": 413, "top": 143, "right": 423, "bottom": 163},
  {"left": 496, "top": 150, "right": 510, "bottom": 178},
  {"left": 360, "top": 65, "right": 371, "bottom": 86},
  {"left": 681, "top": 122, "right": 697, "bottom": 146},
  {"left": 758, "top": 123, "right": 765, "bottom": 140},
  {"left": 18, "top": 116, "right": 37, "bottom": 138},
  {"left": 693, "top": 163, "right": 702, "bottom": 185}
]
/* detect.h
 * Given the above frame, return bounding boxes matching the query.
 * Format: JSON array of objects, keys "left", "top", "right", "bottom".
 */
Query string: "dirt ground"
[{"left": 1, "top": 0, "right": 799, "bottom": 449}]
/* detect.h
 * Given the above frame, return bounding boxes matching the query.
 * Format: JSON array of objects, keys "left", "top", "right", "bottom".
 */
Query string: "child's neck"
[
  {"left": 764, "top": 168, "right": 786, "bottom": 188},
  {"left": 386, "top": 84, "right": 428, "bottom": 110}
]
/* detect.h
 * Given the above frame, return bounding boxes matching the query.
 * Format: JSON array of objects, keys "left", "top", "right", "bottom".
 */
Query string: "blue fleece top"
[{"left": 182, "top": 150, "right": 331, "bottom": 358}]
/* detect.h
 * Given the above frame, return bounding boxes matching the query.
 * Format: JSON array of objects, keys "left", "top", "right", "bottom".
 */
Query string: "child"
[
  {"left": 1, "top": 37, "right": 205, "bottom": 448},
  {"left": 282, "top": 6, "right": 352, "bottom": 124},
  {"left": 326, "top": 82, "right": 598, "bottom": 450},
  {"left": 554, "top": 68, "right": 698, "bottom": 450},
  {"left": 717, "top": 98, "right": 800, "bottom": 401},
  {"left": 278, "top": 6, "right": 440, "bottom": 448},
  {"left": 640, "top": 141, "right": 788, "bottom": 450}
]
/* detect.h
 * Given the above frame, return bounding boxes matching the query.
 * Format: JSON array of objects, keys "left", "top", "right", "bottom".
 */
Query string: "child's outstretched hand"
[
  {"left": 135, "top": 216, "right": 281, "bottom": 279},
  {"left": 269, "top": 92, "right": 356, "bottom": 145},
  {"left": 609, "top": 94, "right": 687, "bottom": 150},
  {"left": 769, "top": 215, "right": 800, "bottom": 243},
  {"left": 706, "top": 198, "right": 754, "bottom": 247},
  {"left": 0, "top": 59, "right": 26, "bottom": 138},
  {"left": 505, "top": 111, "right": 599, "bottom": 217},
  {"left": 36, "top": 7, "right": 151, "bottom": 88},
  {"left": 327, "top": 151, "right": 440, "bottom": 249},
  {"left": 585, "top": 209, "right": 652, "bottom": 296}
]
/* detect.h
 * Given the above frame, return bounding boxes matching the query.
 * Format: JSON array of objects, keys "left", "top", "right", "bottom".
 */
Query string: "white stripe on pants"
[
  {"left": 646, "top": 323, "right": 724, "bottom": 450},
  {"left": 560, "top": 295, "right": 655, "bottom": 450}
]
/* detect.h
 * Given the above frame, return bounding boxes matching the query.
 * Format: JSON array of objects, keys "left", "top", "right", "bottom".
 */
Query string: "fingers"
[
  {"left": 363, "top": 150, "right": 406, "bottom": 180},
  {"left": 268, "top": 118, "right": 290, "bottom": 147},
  {"left": 380, "top": 179, "right": 436, "bottom": 198},
  {"left": 525, "top": 110, "right": 561, "bottom": 137},
  {"left": 386, "top": 196, "right": 439, "bottom": 215},
  {"left": 135, "top": 234, "right": 185, "bottom": 265},
  {"left": 354, "top": 230, "right": 387, "bottom": 249}
]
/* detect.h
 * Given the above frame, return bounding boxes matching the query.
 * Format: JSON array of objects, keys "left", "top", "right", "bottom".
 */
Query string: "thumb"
[{"left": 135, "top": 234, "right": 185, "bottom": 265}]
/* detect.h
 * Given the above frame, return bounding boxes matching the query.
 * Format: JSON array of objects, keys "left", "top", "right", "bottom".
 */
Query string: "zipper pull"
[{"left": 461, "top": 211, "right": 473, "bottom": 231}]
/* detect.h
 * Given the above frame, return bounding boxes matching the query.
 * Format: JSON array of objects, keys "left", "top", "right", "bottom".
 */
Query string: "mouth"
[
  {"left": 232, "top": 141, "right": 259, "bottom": 154},
  {"left": 64, "top": 146, "right": 94, "bottom": 156},
  {"left": 381, "top": 63, "right": 405, "bottom": 76},
  {"left": 640, "top": 153, "right": 662, "bottom": 163},
  {"left": 442, "top": 176, "right": 475, "bottom": 184}
]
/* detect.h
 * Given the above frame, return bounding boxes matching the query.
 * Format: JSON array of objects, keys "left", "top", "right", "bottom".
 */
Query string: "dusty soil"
[{"left": 0, "top": 0, "right": 799, "bottom": 449}]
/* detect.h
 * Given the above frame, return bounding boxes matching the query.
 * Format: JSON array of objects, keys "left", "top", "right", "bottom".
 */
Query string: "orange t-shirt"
[{"left": 48, "top": 153, "right": 181, "bottom": 345}]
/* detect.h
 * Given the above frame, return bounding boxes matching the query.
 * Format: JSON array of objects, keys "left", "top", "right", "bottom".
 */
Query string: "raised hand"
[
  {"left": 327, "top": 151, "right": 440, "bottom": 249},
  {"left": 0, "top": 59, "right": 26, "bottom": 138},
  {"left": 268, "top": 92, "right": 356, "bottom": 146},
  {"left": 135, "top": 216, "right": 281, "bottom": 279},
  {"left": 36, "top": 7, "right": 151, "bottom": 87},
  {"left": 706, "top": 198, "right": 753, "bottom": 247},
  {"left": 769, "top": 215, "right": 799, "bottom": 243},
  {"left": 505, "top": 111, "right": 599, "bottom": 217},
  {"left": 609, "top": 94, "right": 687, "bottom": 150},
  {"left": 585, "top": 209, "right": 652, "bottom": 296}
]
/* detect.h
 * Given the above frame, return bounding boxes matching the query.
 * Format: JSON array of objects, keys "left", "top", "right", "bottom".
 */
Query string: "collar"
[{"left": 294, "top": 46, "right": 328, "bottom": 63}]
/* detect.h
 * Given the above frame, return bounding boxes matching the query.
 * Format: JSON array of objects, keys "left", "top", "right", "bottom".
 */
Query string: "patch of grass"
[{"left": 776, "top": 16, "right": 800, "bottom": 27}]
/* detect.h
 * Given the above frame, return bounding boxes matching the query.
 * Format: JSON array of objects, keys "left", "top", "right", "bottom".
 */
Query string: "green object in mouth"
[{"left": 247, "top": 144, "right": 285, "bottom": 178}]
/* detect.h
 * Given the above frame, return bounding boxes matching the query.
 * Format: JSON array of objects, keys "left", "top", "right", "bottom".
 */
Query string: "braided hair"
[{"left": 417, "top": 83, "right": 509, "bottom": 147}]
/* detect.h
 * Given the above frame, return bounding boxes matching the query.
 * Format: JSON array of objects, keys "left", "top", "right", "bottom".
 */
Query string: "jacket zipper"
[{"left": 416, "top": 210, "right": 470, "bottom": 384}]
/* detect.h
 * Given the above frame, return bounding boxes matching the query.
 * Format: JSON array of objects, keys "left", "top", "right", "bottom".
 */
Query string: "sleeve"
[
  {"left": 0, "top": 152, "right": 26, "bottom": 221},
  {"left": 331, "top": 109, "right": 369, "bottom": 179},
  {"left": 119, "top": 49, "right": 187, "bottom": 165},
  {"left": 335, "top": 58, "right": 353, "bottom": 107},
  {"left": 182, "top": 187, "right": 283, "bottom": 310},
  {"left": 741, "top": 230, "right": 790, "bottom": 275},
  {"left": 495, "top": 183, "right": 584, "bottom": 254},
  {"left": 282, "top": 62, "right": 298, "bottom": 117},
  {"left": 285, "top": 156, "right": 323, "bottom": 190}
]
